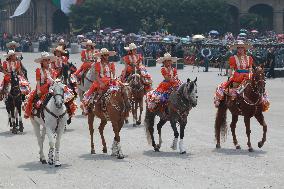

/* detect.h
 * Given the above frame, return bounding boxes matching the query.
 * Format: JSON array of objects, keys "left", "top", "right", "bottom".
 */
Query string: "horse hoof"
[
  {"left": 236, "top": 145, "right": 241, "bottom": 149},
  {"left": 55, "top": 163, "right": 61, "bottom": 167},
  {"left": 132, "top": 124, "right": 136, "bottom": 127},
  {"left": 102, "top": 148, "right": 107, "bottom": 153},
  {"left": 216, "top": 144, "right": 221, "bottom": 149},
  {"left": 117, "top": 154, "right": 124, "bottom": 159},
  {"left": 91, "top": 149, "right": 96, "bottom": 154},
  {"left": 180, "top": 151, "right": 186, "bottom": 154},
  {"left": 12, "top": 128, "right": 17, "bottom": 134},
  {"left": 248, "top": 148, "right": 254, "bottom": 152},
  {"left": 41, "top": 160, "right": 47, "bottom": 164},
  {"left": 48, "top": 161, "right": 54, "bottom": 165},
  {"left": 258, "top": 142, "right": 263, "bottom": 148},
  {"left": 67, "top": 118, "right": 71, "bottom": 125},
  {"left": 136, "top": 121, "right": 141, "bottom": 125},
  {"left": 154, "top": 147, "right": 160, "bottom": 152},
  {"left": 125, "top": 120, "right": 129, "bottom": 124}
]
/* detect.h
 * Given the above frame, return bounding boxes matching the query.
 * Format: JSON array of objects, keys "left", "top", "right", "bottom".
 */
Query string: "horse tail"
[
  {"left": 214, "top": 101, "right": 228, "bottom": 142},
  {"left": 144, "top": 109, "right": 154, "bottom": 145}
]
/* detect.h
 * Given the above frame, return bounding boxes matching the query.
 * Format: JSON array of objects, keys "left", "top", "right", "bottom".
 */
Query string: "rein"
[{"left": 44, "top": 106, "right": 67, "bottom": 133}]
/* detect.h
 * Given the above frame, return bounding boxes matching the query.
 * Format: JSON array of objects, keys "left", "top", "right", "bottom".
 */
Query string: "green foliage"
[
  {"left": 240, "top": 13, "right": 269, "bottom": 31},
  {"left": 69, "top": 0, "right": 230, "bottom": 35}
]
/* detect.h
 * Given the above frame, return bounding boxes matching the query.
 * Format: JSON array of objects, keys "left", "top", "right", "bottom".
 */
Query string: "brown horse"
[
  {"left": 128, "top": 73, "right": 144, "bottom": 127},
  {"left": 215, "top": 66, "right": 268, "bottom": 152},
  {"left": 87, "top": 83, "right": 130, "bottom": 159}
]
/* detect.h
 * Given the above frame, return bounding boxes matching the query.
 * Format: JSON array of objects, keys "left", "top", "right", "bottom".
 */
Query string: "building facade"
[
  {"left": 227, "top": 0, "right": 284, "bottom": 33},
  {"left": 0, "top": 0, "right": 68, "bottom": 34}
]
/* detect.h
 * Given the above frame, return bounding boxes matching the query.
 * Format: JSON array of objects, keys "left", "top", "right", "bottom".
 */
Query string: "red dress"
[
  {"left": 51, "top": 56, "right": 68, "bottom": 78},
  {"left": 84, "top": 61, "right": 115, "bottom": 98},
  {"left": 24, "top": 68, "right": 53, "bottom": 118},
  {"left": 74, "top": 49, "right": 98, "bottom": 77},
  {"left": 1, "top": 60, "right": 21, "bottom": 85},
  {"left": 228, "top": 55, "right": 253, "bottom": 84},
  {"left": 121, "top": 54, "right": 143, "bottom": 80},
  {"left": 156, "top": 67, "right": 180, "bottom": 93}
]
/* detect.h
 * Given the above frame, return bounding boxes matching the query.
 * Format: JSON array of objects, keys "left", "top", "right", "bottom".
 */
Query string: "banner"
[{"left": 10, "top": 0, "right": 31, "bottom": 18}]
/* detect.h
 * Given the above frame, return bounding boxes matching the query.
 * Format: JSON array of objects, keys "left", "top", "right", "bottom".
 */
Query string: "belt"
[{"left": 236, "top": 70, "right": 249, "bottom": 73}]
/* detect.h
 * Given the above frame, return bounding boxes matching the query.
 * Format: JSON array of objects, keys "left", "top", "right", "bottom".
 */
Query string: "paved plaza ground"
[{"left": 0, "top": 53, "right": 283, "bottom": 189}]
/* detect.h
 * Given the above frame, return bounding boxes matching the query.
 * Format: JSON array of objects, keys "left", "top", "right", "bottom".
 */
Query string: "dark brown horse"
[
  {"left": 215, "top": 66, "right": 268, "bottom": 152},
  {"left": 128, "top": 73, "right": 144, "bottom": 127},
  {"left": 87, "top": 83, "right": 130, "bottom": 159}
]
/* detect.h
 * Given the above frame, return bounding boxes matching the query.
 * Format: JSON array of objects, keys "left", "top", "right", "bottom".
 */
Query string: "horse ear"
[
  {"left": 187, "top": 78, "right": 190, "bottom": 83},
  {"left": 194, "top": 77, "right": 197, "bottom": 83}
]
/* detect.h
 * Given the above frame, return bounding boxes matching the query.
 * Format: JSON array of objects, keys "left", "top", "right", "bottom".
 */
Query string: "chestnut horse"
[
  {"left": 87, "top": 83, "right": 130, "bottom": 159},
  {"left": 127, "top": 73, "right": 144, "bottom": 127},
  {"left": 215, "top": 66, "right": 268, "bottom": 152}
]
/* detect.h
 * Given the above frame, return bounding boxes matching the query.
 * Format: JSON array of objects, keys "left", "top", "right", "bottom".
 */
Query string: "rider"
[
  {"left": 214, "top": 41, "right": 254, "bottom": 107},
  {"left": 0, "top": 50, "right": 29, "bottom": 95},
  {"left": 146, "top": 53, "right": 180, "bottom": 111},
  {"left": 121, "top": 43, "right": 152, "bottom": 93},
  {"left": 24, "top": 52, "right": 56, "bottom": 119},
  {"left": 51, "top": 46, "right": 68, "bottom": 79},
  {"left": 57, "top": 39, "right": 70, "bottom": 60},
  {"left": 74, "top": 40, "right": 98, "bottom": 81},
  {"left": 81, "top": 48, "right": 130, "bottom": 115},
  {"left": 6, "top": 40, "right": 28, "bottom": 79}
]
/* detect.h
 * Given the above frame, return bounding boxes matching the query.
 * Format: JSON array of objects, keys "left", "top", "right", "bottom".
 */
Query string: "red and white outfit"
[
  {"left": 121, "top": 54, "right": 152, "bottom": 92},
  {"left": 74, "top": 49, "right": 98, "bottom": 78},
  {"left": 24, "top": 68, "right": 54, "bottom": 118},
  {"left": 51, "top": 56, "right": 68, "bottom": 79},
  {"left": 0, "top": 60, "right": 30, "bottom": 95}
]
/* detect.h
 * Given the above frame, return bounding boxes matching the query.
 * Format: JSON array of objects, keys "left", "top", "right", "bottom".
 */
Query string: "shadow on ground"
[
  {"left": 213, "top": 148, "right": 267, "bottom": 157},
  {"left": 18, "top": 161, "right": 71, "bottom": 174},
  {"left": 143, "top": 150, "right": 190, "bottom": 159},
  {"left": 79, "top": 153, "right": 128, "bottom": 162}
]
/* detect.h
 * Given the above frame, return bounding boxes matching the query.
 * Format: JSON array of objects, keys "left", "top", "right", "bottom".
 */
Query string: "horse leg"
[
  {"left": 255, "top": 113, "right": 267, "bottom": 148},
  {"left": 132, "top": 100, "right": 137, "bottom": 127},
  {"left": 136, "top": 99, "right": 143, "bottom": 125},
  {"left": 88, "top": 112, "right": 96, "bottom": 154},
  {"left": 17, "top": 104, "right": 24, "bottom": 132},
  {"left": 98, "top": 120, "right": 108, "bottom": 153},
  {"left": 179, "top": 121, "right": 187, "bottom": 154},
  {"left": 11, "top": 107, "right": 17, "bottom": 134},
  {"left": 111, "top": 122, "right": 124, "bottom": 159},
  {"left": 144, "top": 111, "right": 157, "bottom": 151},
  {"left": 230, "top": 114, "right": 240, "bottom": 149},
  {"left": 45, "top": 127, "right": 55, "bottom": 165},
  {"left": 31, "top": 121, "right": 46, "bottom": 164},
  {"left": 244, "top": 116, "right": 253, "bottom": 152},
  {"left": 54, "top": 125, "right": 64, "bottom": 167},
  {"left": 170, "top": 121, "right": 179, "bottom": 150},
  {"left": 156, "top": 119, "right": 167, "bottom": 150}
]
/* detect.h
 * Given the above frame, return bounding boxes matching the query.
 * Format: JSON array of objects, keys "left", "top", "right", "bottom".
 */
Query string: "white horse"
[
  {"left": 31, "top": 80, "right": 68, "bottom": 167},
  {"left": 77, "top": 65, "right": 96, "bottom": 101}
]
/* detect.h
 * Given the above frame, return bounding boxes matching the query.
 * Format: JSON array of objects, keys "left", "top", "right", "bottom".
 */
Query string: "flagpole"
[{"left": 45, "top": 0, "right": 47, "bottom": 33}]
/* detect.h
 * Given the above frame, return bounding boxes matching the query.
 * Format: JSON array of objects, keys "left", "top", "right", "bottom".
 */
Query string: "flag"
[
  {"left": 52, "top": 0, "right": 84, "bottom": 14},
  {"left": 10, "top": 0, "right": 31, "bottom": 18}
]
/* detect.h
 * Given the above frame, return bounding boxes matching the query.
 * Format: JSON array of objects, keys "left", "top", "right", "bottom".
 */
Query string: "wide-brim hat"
[
  {"left": 81, "top": 39, "right": 96, "bottom": 47},
  {"left": 52, "top": 46, "right": 66, "bottom": 54},
  {"left": 156, "top": 53, "right": 179, "bottom": 64},
  {"left": 95, "top": 48, "right": 116, "bottom": 57},
  {"left": 34, "top": 52, "right": 56, "bottom": 63},
  {"left": 6, "top": 41, "right": 20, "bottom": 48},
  {"left": 4, "top": 50, "right": 21, "bottom": 58},
  {"left": 57, "top": 39, "right": 67, "bottom": 45},
  {"left": 229, "top": 41, "right": 252, "bottom": 50},
  {"left": 124, "top": 43, "right": 142, "bottom": 51}
]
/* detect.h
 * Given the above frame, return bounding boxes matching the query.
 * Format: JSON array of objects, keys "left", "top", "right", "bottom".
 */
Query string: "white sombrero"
[
  {"left": 156, "top": 53, "right": 179, "bottom": 64},
  {"left": 58, "top": 39, "right": 67, "bottom": 45},
  {"left": 124, "top": 43, "right": 142, "bottom": 51},
  {"left": 34, "top": 52, "right": 56, "bottom": 63},
  {"left": 229, "top": 40, "right": 252, "bottom": 50},
  {"left": 81, "top": 39, "right": 96, "bottom": 47},
  {"left": 6, "top": 41, "right": 20, "bottom": 48},
  {"left": 52, "top": 46, "right": 66, "bottom": 54},
  {"left": 95, "top": 48, "right": 116, "bottom": 57},
  {"left": 4, "top": 50, "right": 21, "bottom": 58}
]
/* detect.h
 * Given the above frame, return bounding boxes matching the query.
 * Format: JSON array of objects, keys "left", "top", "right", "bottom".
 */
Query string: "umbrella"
[
  {"left": 192, "top": 34, "right": 205, "bottom": 40},
  {"left": 238, "top": 33, "right": 247, "bottom": 36},
  {"left": 240, "top": 29, "right": 248, "bottom": 33},
  {"left": 251, "top": 30, "right": 259, "bottom": 33},
  {"left": 209, "top": 30, "right": 219, "bottom": 35}
]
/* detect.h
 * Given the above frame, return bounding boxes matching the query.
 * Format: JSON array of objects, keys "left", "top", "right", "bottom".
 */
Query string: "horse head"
[
  {"left": 10, "top": 71, "right": 20, "bottom": 95},
  {"left": 178, "top": 77, "right": 198, "bottom": 107},
  {"left": 49, "top": 79, "right": 65, "bottom": 109},
  {"left": 252, "top": 65, "right": 266, "bottom": 95},
  {"left": 128, "top": 74, "right": 143, "bottom": 90}
]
